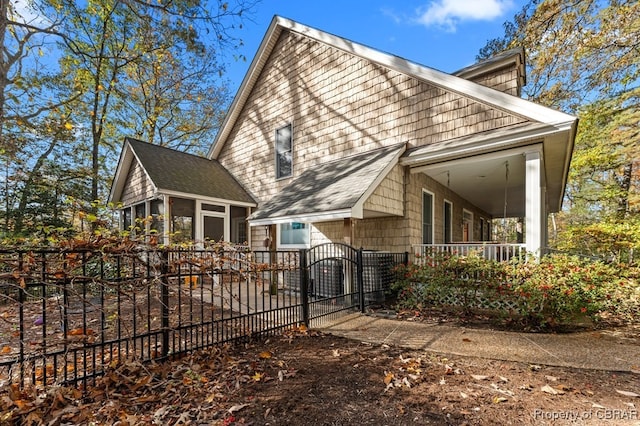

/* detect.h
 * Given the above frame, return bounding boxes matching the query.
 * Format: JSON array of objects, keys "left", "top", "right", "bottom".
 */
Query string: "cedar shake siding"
[
  {"left": 216, "top": 30, "right": 527, "bottom": 207},
  {"left": 120, "top": 160, "right": 154, "bottom": 206}
]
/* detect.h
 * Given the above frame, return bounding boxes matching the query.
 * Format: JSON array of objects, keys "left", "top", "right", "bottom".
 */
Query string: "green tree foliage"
[
  {"left": 1, "top": 0, "right": 255, "bottom": 237},
  {"left": 480, "top": 0, "right": 640, "bottom": 252}
]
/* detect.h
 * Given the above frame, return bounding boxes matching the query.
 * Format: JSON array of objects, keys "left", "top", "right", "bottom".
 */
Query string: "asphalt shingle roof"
[
  {"left": 248, "top": 143, "right": 405, "bottom": 223},
  {"left": 126, "top": 138, "right": 255, "bottom": 204}
]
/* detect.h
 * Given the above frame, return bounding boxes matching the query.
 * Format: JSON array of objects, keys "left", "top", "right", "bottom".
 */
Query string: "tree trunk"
[{"left": 615, "top": 163, "right": 633, "bottom": 220}]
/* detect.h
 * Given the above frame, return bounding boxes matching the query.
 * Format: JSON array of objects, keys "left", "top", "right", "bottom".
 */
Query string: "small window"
[
  {"left": 150, "top": 199, "right": 164, "bottom": 234},
  {"left": 230, "top": 206, "right": 247, "bottom": 244},
  {"left": 202, "top": 203, "right": 225, "bottom": 213},
  {"left": 170, "top": 197, "right": 195, "bottom": 243},
  {"left": 122, "top": 208, "right": 132, "bottom": 231},
  {"left": 443, "top": 200, "right": 452, "bottom": 244},
  {"left": 462, "top": 209, "right": 473, "bottom": 242},
  {"left": 278, "top": 222, "right": 309, "bottom": 248},
  {"left": 422, "top": 191, "right": 433, "bottom": 244},
  {"left": 134, "top": 203, "right": 146, "bottom": 232},
  {"left": 275, "top": 124, "right": 292, "bottom": 179}
]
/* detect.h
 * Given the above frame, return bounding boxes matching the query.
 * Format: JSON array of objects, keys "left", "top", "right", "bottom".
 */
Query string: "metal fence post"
[
  {"left": 357, "top": 248, "right": 364, "bottom": 313},
  {"left": 403, "top": 251, "right": 409, "bottom": 266},
  {"left": 160, "top": 249, "right": 170, "bottom": 358},
  {"left": 299, "top": 249, "right": 309, "bottom": 327}
]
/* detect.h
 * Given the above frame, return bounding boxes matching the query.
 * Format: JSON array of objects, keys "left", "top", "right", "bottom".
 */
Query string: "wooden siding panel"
[
  {"left": 120, "top": 161, "right": 154, "bottom": 205},
  {"left": 363, "top": 164, "right": 404, "bottom": 216},
  {"left": 470, "top": 68, "right": 519, "bottom": 96},
  {"left": 218, "top": 31, "right": 528, "bottom": 208},
  {"left": 218, "top": 31, "right": 528, "bottom": 251}
]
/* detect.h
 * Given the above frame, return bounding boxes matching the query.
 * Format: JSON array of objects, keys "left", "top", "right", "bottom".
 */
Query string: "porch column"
[
  {"left": 525, "top": 151, "right": 544, "bottom": 257},
  {"left": 162, "top": 195, "right": 170, "bottom": 245}
]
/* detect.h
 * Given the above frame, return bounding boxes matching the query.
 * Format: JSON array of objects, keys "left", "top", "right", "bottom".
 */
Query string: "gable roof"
[
  {"left": 208, "top": 16, "right": 576, "bottom": 160},
  {"left": 109, "top": 138, "right": 256, "bottom": 205},
  {"left": 248, "top": 143, "right": 406, "bottom": 226},
  {"left": 453, "top": 47, "right": 526, "bottom": 87}
]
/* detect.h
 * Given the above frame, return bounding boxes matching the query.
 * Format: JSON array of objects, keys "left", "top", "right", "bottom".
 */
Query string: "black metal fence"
[{"left": 0, "top": 245, "right": 407, "bottom": 390}]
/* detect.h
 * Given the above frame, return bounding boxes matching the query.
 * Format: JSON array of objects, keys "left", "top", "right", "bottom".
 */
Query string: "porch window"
[
  {"left": 230, "top": 206, "right": 248, "bottom": 244},
  {"left": 462, "top": 209, "right": 473, "bottom": 242},
  {"left": 422, "top": 191, "right": 434, "bottom": 244},
  {"left": 443, "top": 200, "right": 452, "bottom": 244},
  {"left": 275, "top": 123, "right": 292, "bottom": 179},
  {"left": 170, "top": 197, "right": 194, "bottom": 243},
  {"left": 134, "top": 203, "right": 146, "bottom": 232},
  {"left": 202, "top": 203, "right": 225, "bottom": 213},
  {"left": 479, "top": 217, "right": 491, "bottom": 242},
  {"left": 278, "top": 222, "right": 309, "bottom": 248},
  {"left": 122, "top": 208, "right": 132, "bottom": 231},
  {"left": 150, "top": 199, "right": 164, "bottom": 234}
]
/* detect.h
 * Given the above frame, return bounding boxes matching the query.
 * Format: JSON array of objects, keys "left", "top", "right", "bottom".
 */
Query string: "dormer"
[{"left": 453, "top": 47, "right": 526, "bottom": 97}]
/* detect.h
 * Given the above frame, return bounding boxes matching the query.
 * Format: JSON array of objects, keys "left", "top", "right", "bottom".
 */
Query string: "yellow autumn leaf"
[
  {"left": 259, "top": 351, "right": 272, "bottom": 359},
  {"left": 383, "top": 372, "right": 394, "bottom": 385},
  {"left": 64, "top": 122, "right": 73, "bottom": 130},
  {"left": 298, "top": 324, "right": 308, "bottom": 332},
  {"left": 252, "top": 372, "right": 263, "bottom": 382}
]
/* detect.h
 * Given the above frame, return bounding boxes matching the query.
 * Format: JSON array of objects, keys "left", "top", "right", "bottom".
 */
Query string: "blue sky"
[{"left": 224, "top": 0, "right": 527, "bottom": 92}]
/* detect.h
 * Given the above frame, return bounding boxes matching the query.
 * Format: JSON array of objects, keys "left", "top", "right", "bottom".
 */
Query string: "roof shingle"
[{"left": 126, "top": 138, "right": 255, "bottom": 204}]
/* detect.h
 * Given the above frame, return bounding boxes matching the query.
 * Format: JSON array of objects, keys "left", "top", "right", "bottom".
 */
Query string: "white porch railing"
[{"left": 412, "top": 243, "right": 526, "bottom": 263}]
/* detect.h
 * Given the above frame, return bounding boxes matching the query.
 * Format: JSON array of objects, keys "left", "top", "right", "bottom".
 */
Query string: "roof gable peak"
[{"left": 208, "top": 16, "right": 575, "bottom": 160}]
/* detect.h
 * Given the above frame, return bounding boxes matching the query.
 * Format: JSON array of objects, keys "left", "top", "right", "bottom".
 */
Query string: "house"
[{"left": 110, "top": 16, "right": 578, "bottom": 258}]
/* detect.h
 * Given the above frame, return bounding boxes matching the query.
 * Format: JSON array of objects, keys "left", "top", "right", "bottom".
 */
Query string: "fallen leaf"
[
  {"left": 383, "top": 372, "right": 394, "bottom": 385},
  {"left": 471, "top": 375, "right": 489, "bottom": 381},
  {"left": 228, "top": 403, "right": 250, "bottom": 414},
  {"left": 462, "top": 338, "right": 472, "bottom": 342},
  {"left": 545, "top": 375, "right": 558, "bottom": 382},
  {"left": 592, "top": 403, "right": 606, "bottom": 409},
  {"left": 460, "top": 392, "right": 468, "bottom": 399},
  {"left": 541, "top": 384, "right": 562, "bottom": 395},
  {"left": 251, "top": 372, "right": 263, "bottom": 382},
  {"left": 258, "top": 351, "right": 272, "bottom": 359},
  {"left": 529, "top": 364, "right": 542, "bottom": 371},
  {"left": 499, "top": 376, "right": 509, "bottom": 383},
  {"left": 439, "top": 377, "right": 446, "bottom": 385},
  {"left": 1, "top": 346, "right": 10, "bottom": 354},
  {"left": 332, "top": 349, "right": 340, "bottom": 357},
  {"left": 493, "top": 396, "right": 508, "bottom": 403},
  {"left": 616, "top": 389, "right": 640, "bottom": 398}
]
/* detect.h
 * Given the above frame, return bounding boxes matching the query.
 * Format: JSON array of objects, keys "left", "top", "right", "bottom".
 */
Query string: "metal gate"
[{"left": 298, "top": 243, "right": 408, "bottom": 327}]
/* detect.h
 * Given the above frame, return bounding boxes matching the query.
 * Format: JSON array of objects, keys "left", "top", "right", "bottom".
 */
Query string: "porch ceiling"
[
  {"left": 419, "top": 150, "right": 528, "bottom": 218},
  {"left": 402, "top": 120, "right": 578, "bottom": 217}
]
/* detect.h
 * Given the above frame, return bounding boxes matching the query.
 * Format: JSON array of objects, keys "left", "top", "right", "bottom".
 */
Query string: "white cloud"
[{"left": 416, "top": 0, "right": 514, "bottom": 32}]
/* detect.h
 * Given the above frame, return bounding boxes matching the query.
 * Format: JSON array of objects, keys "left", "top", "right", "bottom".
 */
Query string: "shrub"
[{"left": 393, "top": 251, "right": 640, "bottom": 330}]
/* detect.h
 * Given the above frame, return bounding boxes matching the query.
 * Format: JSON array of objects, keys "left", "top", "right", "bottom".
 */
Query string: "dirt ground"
[{"left": 2, "top": 322, "right": 639, "bottom": 426}]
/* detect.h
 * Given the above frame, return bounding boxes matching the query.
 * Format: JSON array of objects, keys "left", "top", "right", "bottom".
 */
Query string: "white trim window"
[
  {"left": 278, "top": 222, "right": 310, "bottom": 248},
  {"left": 443, "top": 200, "right": 453, "bottom": 244},
  {"left": 462, "top": 209, "right": 473, "bottom": 242},
  {"left": 275, "top": 123, "right": 293, "bottom": 179},
  {"left": 422, "top": 190, "right": 434, "bottom": 244}
]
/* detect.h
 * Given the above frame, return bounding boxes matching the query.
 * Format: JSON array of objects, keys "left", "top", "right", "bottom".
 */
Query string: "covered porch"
[{"left": 402, "top": 121, "right": 577, "bottom": 259}]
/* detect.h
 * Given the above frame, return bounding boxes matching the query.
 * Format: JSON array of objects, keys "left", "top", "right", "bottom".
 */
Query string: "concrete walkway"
[{"left": 318, "top": 313, "right": 639, "bottom": 372}]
